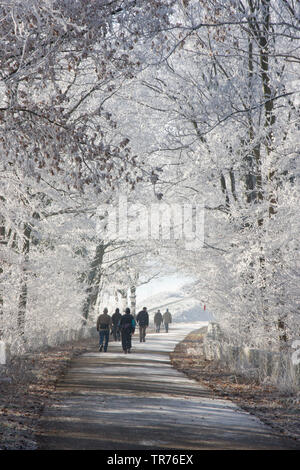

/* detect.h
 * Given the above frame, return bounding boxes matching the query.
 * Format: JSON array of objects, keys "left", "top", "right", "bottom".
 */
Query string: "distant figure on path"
[
  {"left": 96, "top": 307, "right": 112, "bottom": 352},
  {"left": 154, "top": 309, "right": 163, "bottom": 332},
  {"left": 136, "top": 307, "right": 149, "bottom": 342},
  {"left": 163, "top": 309, "right": 172, "bottom": 333},
  {"left": 120, "top": 307, "right": 135, "bottom": 354},
  {"left": 111, "top": 308, "right": 122, "bottom": 341}
]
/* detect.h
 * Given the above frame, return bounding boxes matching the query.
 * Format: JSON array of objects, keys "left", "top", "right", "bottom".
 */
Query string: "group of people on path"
[
  {"left": 154, "top": 308, "right": 172, "bottom": 333},
  {"left": 96, "top": 307, "right": 135, "bottom": 354},
  {"left": 96, "top": 306, "right": 172, "bottom": 354}
]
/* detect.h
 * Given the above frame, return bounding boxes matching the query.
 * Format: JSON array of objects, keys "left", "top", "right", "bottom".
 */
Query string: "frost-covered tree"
[
  {"left": 0, "top": 0, "right": 176, "bottom": 350},
  {"left": 109, "top": 0, "right": 300, "bottom": 348},
  {"left": 1, "top": 0, "right": 299, "bottom": 354}
]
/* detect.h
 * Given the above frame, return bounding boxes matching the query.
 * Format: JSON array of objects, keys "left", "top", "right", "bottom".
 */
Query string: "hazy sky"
[{"left": 136, "top": 273, "right": 194, "bottom": 302}]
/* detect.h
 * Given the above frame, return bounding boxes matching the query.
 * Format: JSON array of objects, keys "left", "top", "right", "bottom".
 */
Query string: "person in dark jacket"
[
  {"left": 96, "top": 307, "right": 112, "bottom": 352},
  {"left": 120, "top": 307, "right": 135, "bottom": 353},
  {"left": 154, "top": 309, "right": 163, "bottom": 332},
  {"left": 111, "top": 308, "right": 122, "bottom": 341},
  {"left": 136, "top": 307, "right": 149, "bottom": 342}
]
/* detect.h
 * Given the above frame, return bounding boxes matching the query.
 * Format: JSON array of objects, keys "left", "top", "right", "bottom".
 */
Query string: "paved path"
[{"left": 37, "top": 322, "right": 299, "bottom": 450}]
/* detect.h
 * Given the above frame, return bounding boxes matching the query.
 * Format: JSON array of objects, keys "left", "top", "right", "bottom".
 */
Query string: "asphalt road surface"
[{"left": 36, "top": 322, "right": 300, "bottom": 450}]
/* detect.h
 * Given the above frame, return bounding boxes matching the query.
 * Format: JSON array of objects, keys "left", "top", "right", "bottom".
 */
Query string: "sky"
[{"left": 136, "top": 273, "right": 194, "bottom": 303}]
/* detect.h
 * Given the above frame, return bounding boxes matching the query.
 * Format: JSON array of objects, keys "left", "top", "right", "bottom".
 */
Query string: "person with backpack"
[
  {"left": 120, "top": 307, "right": 135, "bottom": 353},
  {"left": 136, "top": 306, "right": 149, "bottom": 342},
  {"left": 96, "top": 307, "right": 112, "bottom": 352},
  {"left": 154, "top": 309, "right": 163, "bottom": 332},
  {"left": 111, "top": 308, "right": 122, "bottom": 341},
  {"left": 163, "top": 308, "right": 172, "bottom": 333}
]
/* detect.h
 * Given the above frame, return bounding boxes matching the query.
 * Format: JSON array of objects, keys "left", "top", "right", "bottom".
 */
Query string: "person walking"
[
  {"left": 163, "top": 308, "right": 172, "bottom": 333},
  {"left": 96, "top": 307, "right": 112, "bottom": 352},
  {"left": 136, "top": 306, "right": 149, "bottom": 342},
  {"left": 120, "top": 307, "right": 135, "bottom": 353},
  {"left": 154, "top": 309, "right": 163, "bottom": 333},
  {"left": 111, "top": 308, "right": 122, "bottom": 341}
]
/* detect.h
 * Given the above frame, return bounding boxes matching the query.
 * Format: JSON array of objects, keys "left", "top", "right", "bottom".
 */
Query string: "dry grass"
[{"left": 0, "top": 338, "right": 95, "bottom": 449}]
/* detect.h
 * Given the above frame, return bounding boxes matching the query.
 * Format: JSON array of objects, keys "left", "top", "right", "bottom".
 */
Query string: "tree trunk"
[
  {"left": 130, "top": 285, "right": 136, "bottom": 318},
  {"left": 220, "top": 173, "right": 230, "bottom": 211},
  {"left": 0, "top": 214, "right": 5, "bottom": 340},
  {"left": 260, "top": 1, "right": 286, "bottom": 343},
  {"left": 81, "top": 241, "right": 106, "bottom": 325},
  {"left": 17, "top": 223, "right": 32, "bottom": 338}
]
